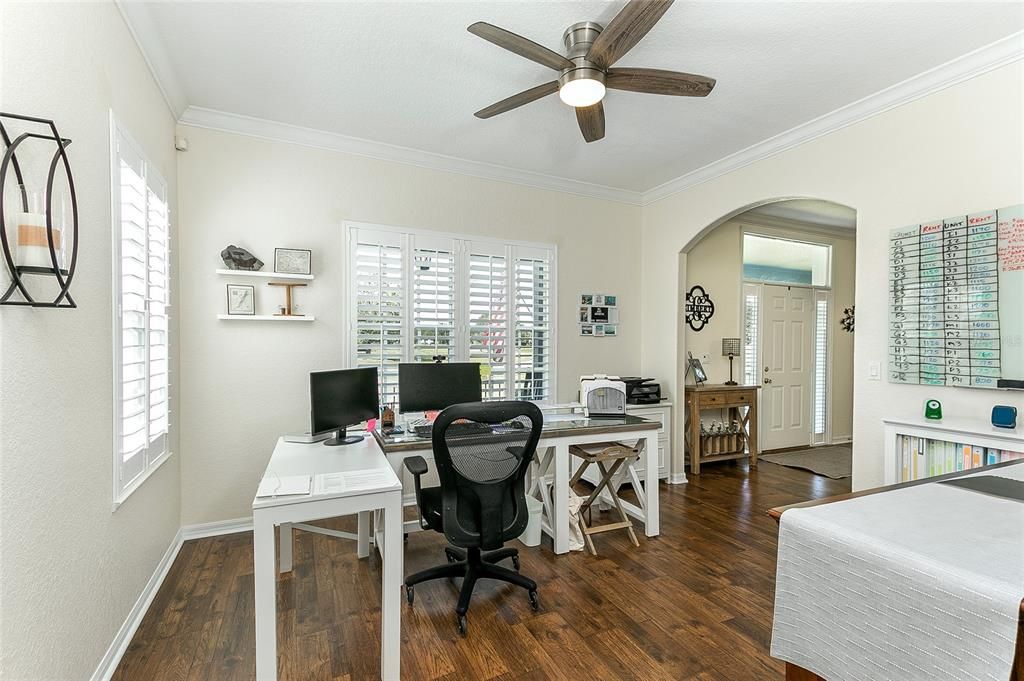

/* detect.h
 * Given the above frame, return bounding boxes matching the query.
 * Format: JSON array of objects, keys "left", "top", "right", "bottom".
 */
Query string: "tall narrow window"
[
  {"left": 813, "top": 293, "right": 829, "bottom": 441},
  {"left": 112, "top": 117, "right": 170, "bottom": 506},
  {"left": 411, "top": 241, "right": 456, "bottom": 363},
  {"left": 512, "top": 251, "right": 552, "bottom": 400},
  {"left": 468, "top": 246, "right": 509, "bottom": 400},
  {"left": 742, "top": 283, "right": 760, "bottom": 386},
  {"left": 352, "top": 233, "right": 404, "bottom": 407}
]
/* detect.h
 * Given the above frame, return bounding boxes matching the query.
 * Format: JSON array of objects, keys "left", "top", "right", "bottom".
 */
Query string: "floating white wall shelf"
[
  {"left": 217, "top": 314, "right": 315, "bottom": 322},
  {"left": 215, "top": 268, "right": 314, "bottom": 281}
]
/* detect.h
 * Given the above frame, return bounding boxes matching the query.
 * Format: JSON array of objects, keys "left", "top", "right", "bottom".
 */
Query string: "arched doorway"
[{"left": 677, "top": 198, "right": 857, "bottom": 481}]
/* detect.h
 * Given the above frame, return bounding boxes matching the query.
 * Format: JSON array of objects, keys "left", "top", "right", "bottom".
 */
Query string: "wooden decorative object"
[
  {"left": 684, "top": 383, "right": 760, "bottom": 475},
  {"left": 267, "top": 282, "right": 306, "bottom": 317}
]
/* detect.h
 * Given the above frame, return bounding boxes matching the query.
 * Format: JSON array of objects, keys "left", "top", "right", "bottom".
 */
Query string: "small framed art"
[
  {"left": 274, "top": 248, "right": 312, "bottom": 275},
  {"left": 226, "top": 284, "right": 255, "bottom": 315}
]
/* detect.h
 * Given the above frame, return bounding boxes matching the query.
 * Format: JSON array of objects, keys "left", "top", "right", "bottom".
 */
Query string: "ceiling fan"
[{"left": 468, "top": 0, "right": 716, "bottom": 143}]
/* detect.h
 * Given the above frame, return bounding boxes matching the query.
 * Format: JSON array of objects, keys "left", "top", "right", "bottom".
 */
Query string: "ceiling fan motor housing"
[{"left": 559, "top": 21, "right": 606, "bottom": 90}]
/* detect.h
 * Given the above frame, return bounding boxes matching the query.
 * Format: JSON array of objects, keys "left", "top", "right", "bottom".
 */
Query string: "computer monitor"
[
  {"left": 398, "top": 362, "right": 482, "bottom": 413},
  {"left": 310, "top": 367, "right": 379, "bottom": 446}
]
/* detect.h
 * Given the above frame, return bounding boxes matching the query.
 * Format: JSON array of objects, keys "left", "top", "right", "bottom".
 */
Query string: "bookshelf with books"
[{"left": 883, "top": 416, "right": 1024, "bottom": 484}]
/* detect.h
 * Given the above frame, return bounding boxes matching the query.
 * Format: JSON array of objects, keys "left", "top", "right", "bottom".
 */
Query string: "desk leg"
[
  {"left": 278, "top": 523, "right": 293, "bottom": 573},
  {"left": 553, "top": 442, "right": 570, "bottom": 555},
  {"left": 253, "top": 512, "right": 278, "bottom": 681},
  {"left": 357, "top": 511, "right": 370, "bottom": 559},
  {"left": 642, "top": 433, "right": 659, "bottom": 538},
  {"left": 380, "top": 493, "right": 402, "bottom": 681}
]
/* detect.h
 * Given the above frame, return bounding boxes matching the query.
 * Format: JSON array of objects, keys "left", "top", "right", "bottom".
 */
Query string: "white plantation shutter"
[
  {"left": 411, "top": 238, "right": 456, "bottom": 363},
  {"left": 113, "top": 118, "right": 170, "bottom": 505},
  {"left": 468, "top": 246, "right": 509, "bottom": 399},
  {"left": 347, "top": 225, "right": 556, "bottom": 406},
  {"left": 352, "top": 231, "right": 405, "bottom": 408},
  {"left": 512, "top": 248, "right": 553, "bottom": 401},
  {"left": 812, "top": 292, "right": 829, "bottom": 442},
  {"left": 742, "top": 283, "right": 760, "bottom": 386}
]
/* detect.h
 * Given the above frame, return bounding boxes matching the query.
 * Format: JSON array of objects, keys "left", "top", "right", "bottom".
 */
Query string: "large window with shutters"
[
  {"left": 347, "top": 224, "right": 556, "bottom": 408},
  {"left": 111, "top": 116, "right": 171, "bottom": 507}
]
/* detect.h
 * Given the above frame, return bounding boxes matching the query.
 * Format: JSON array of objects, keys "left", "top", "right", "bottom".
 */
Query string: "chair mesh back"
[{"left": 443, "top": 415, "right": 533, "bottom": 484}]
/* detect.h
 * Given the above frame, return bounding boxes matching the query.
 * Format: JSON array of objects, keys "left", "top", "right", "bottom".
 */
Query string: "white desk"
[
  {"left": 252, "top": 436, "right": 403, "bottom": 681},
  {"left": 372, "top": 414, "right": 661, "bottom": 554}
]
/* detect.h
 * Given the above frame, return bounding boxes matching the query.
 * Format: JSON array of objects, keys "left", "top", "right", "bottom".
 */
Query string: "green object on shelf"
[{"left": 924, "top": 399, "right": 943, "bottom": 420}]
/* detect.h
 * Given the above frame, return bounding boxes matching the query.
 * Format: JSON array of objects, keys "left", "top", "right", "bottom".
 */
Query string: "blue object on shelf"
[{"left": 991, "top": 405, "right": 1017, "bottom": 429}]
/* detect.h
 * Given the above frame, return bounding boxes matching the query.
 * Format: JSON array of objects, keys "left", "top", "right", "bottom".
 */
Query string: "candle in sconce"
[{"left": 16, "top": 211, "right": 62, "bottom": 270}]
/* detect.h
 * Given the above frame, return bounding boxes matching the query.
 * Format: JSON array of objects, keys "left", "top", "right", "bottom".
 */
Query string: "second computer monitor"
[{"left": 398, "top": 362, "right": 482, "bottom": 412}]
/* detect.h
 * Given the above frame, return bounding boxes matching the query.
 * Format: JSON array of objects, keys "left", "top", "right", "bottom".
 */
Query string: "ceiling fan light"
[{"left": 559, "top": 78, "right": 606, "bottom": 108}]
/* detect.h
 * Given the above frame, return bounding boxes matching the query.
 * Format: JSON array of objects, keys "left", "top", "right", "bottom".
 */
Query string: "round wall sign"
[{"left": 685, "top": 285, "right": 715, "bottom": 332}]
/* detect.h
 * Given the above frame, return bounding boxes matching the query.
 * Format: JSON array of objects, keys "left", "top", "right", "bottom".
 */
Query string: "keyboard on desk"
[{"left": 408, "top": 420, "right": 494, "bottom": 437}]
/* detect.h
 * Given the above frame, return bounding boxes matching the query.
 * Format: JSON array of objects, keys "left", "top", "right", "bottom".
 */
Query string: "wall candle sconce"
[{"left": 0, "top": 112, "right": 79, "bottom": 308}]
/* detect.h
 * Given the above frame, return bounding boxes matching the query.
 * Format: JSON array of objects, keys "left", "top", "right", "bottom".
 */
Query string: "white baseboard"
[
  {"left": 831, "top": 436, "right": 853, "bottom": 444},
  {"left": 91, "top": 516, "right": 255, "bottom": 681},
  {"left": 90, "top": 528, "right": 184, "bottom": 681},
  {"left": 180, "top": 516, "right": 253, "bottom": 540}
]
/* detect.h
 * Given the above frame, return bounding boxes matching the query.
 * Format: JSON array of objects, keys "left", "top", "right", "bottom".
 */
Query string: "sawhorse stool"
[{"left": 568, "top": 441, "right": 642, "bottom": 555}]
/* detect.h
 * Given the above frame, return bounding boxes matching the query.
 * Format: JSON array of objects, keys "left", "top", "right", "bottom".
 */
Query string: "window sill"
[{"left": 112, "top": 450, "right": 174, "bottom": 512}]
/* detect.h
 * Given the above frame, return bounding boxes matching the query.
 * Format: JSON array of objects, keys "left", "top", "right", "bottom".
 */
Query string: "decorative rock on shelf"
[{"left": 220, "top": 244, "right": 264, "bottom": 271}]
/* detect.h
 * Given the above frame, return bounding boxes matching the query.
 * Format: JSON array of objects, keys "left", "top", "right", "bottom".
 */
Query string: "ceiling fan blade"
[
  {"left": 586, "top": 0, "right": 674, "bottom": 68},
  {"left": 468, "top": 22, "right": 574, "bottom": 71},
  {"left": 575, "top": 102, "right": 605, "bottom": 143},
  {"left": 474, "top": 81, "right": 559, "bottom": 119},
  {"left": 606, "top": 68, "right": 715, "bottom": 96}
]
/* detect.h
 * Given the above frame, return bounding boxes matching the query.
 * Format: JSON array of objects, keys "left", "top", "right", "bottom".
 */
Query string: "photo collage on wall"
[{"left": 579, "top": 293, "right": 619, "bottom": 337}]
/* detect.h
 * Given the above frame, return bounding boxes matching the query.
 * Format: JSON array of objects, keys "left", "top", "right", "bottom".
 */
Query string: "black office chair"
[{"left": 403, "top": 400, "right": 543, "bottom": 635}]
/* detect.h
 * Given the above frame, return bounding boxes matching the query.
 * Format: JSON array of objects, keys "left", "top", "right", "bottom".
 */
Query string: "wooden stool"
[{"left": 568, "top": 441, "right": 642, "bottom": 555}]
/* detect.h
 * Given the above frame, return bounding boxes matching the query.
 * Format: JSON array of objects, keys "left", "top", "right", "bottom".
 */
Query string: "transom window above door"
[{"left": 743, "top": 234, "right": 831, "bottom": 287}]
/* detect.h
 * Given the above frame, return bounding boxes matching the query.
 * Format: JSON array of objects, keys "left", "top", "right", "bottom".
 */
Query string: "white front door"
[{"left": 761, "top": 285, "right": 813, "bottom": 451}]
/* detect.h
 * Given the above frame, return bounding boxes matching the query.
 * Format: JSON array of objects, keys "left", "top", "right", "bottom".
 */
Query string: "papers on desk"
[
  {"left": 315, "top": 469, "right": 397, "bottom": 495},
  {"left": 256, "top": 474, "right": 311, "bottom": 498}
]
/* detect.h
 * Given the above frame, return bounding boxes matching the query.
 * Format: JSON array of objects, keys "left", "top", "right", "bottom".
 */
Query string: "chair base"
[{"left": 405, "top": 545, "right": 539, "bottom": 634}]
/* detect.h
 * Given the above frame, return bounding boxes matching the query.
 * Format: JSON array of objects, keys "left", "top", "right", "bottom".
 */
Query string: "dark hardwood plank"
[{"left": 114, "top": 461, "right": 848, "bottom": 680}]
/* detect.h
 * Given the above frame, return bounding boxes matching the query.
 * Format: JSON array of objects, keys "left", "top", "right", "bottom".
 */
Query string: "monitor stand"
[{"left": 323, "top": 428, "right": 363, "bottom": 446}]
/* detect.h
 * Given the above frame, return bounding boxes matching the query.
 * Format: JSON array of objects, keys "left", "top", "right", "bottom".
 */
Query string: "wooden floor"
[{"left": 113, "top": 461, "right": 849, "bottom": 681}]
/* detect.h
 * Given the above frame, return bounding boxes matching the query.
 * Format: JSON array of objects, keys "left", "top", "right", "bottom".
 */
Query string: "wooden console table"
[{"left": 684, "top": 383, "right": 760, "bottom": 475}]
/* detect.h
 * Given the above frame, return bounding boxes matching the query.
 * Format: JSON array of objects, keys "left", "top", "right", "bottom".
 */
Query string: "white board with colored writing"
[{"left": 889, "top": 203, "right": 1024, "bottom": 390}]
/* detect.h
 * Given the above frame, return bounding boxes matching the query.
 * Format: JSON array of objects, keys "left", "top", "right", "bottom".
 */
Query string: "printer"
[
  {"left": 579, "top": 375, "right": 627, "bottom": 417},
  {"left": 620, "top": 377, "right": 663, "bottom": 405}
]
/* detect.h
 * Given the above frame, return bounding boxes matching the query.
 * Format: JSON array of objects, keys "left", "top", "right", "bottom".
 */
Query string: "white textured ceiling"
[{"left": 125, "top": 1, "right": 1023, "bottom": 193}]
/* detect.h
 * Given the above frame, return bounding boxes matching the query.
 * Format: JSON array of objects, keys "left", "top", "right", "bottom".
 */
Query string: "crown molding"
[
  {"left": 115, "top": 0, "right": 188, "bottom": 117},
  {"left": 178, "top": 107, "right": 645, "bottom": 205},
  {"left": 641, "top": 31, "right": 1024, "bottom": 205}
]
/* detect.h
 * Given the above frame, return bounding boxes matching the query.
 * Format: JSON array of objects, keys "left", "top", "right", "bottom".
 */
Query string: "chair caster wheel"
[
  {"left": 405, "top": 586, "right": 414, "bottom": 605},
  {"left": 528, "top": 590, "right": 539, "bottom": 611},
  {"left": 456, "top": 613, "right": 468, "bottom": 636},
  {"left": 512, "top": 555, "right": 521, "bottom": 571}
]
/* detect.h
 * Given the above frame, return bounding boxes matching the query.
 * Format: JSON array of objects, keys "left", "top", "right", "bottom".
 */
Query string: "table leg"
[
  {"left": 748, "top": 401, "right": 759, "bottom": 468},
  {"left": 380, "top": 493, "right": 402, "bottom": 681},
  {"left": 278, "top": 523, "right": 293, "bottom": 573},
  {"left": 689, "top": 399, "right": 702, "bottom": 475},
  {"left": 357, "top": 511, "right": 370, "bottom": 559},
  {"left": 553, "top": 442, "right": 570, "bottom": 554},
  {"left": 253, "top": 512, "right": 278, "bottom": 681},
  {"left": 642, "top": 433, "right": 659, "bottom": 537}
]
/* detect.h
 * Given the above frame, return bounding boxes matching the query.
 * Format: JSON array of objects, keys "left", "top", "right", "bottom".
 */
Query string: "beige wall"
[
  {"left": 0, "top": 3, "right": 181, "bottom": 679},
  {"left": 683, "top": 217, "right": 856, "bottom": 443},
  {"left": 642, "top": 61, "right": 1024, "bottom": 489},
  {"left": 175, "top": 125, "right": 643, "bottom": 525}
]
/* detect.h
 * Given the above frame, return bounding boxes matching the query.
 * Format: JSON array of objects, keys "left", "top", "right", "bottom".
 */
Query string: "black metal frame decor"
[
  {"left": 0, "top": 112, "right": 79, "bottom": 308},
  {"left": 684, "top": 284, "right": 715, "bottom": 331}
]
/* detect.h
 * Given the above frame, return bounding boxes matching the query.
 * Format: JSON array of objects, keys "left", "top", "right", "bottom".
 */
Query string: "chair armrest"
[{"left": 403, "top": 455, "right": 428, "bottom": 477}]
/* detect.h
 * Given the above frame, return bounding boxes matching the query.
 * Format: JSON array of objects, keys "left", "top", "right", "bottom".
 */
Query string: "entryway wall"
[{"left": 683, "top": 214, "right": 856, "bottom": 445}]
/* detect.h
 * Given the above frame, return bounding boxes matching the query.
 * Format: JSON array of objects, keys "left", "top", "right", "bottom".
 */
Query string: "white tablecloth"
[{"left": 771, "top": 464, "right": 1024, "bottom": 681}]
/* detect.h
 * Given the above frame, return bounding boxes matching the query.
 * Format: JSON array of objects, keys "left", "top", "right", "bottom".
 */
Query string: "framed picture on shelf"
[
  {"left": 686, "top": 353, "right": 708, "bottom": 385},
  {"left": 226, "top": 284, "right": 255, "bottom": 315},
  {"left": 274, "top": 248, "right": 312, "bottom": 275}
]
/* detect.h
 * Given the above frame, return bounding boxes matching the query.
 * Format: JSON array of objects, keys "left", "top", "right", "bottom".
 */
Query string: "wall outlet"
[{"left": 868, "top": 360, "right": 881, "bottom": 380}]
